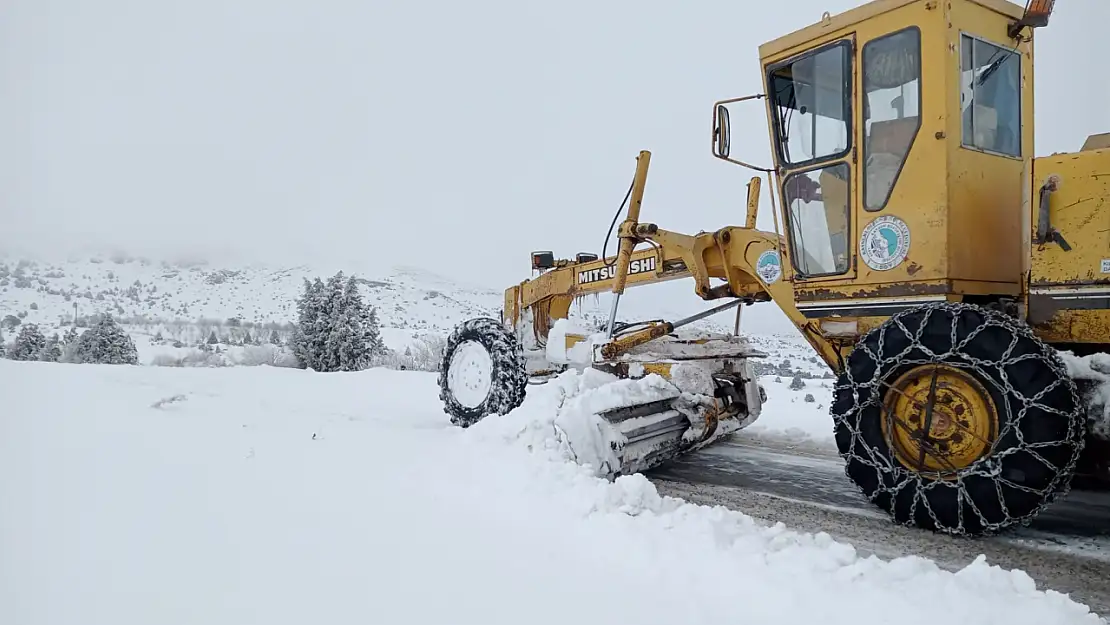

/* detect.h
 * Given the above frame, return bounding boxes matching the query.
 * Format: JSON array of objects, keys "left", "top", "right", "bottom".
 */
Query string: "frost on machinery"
[{"left": 438, "top": 0, "right": 1110, "bottom": 536}]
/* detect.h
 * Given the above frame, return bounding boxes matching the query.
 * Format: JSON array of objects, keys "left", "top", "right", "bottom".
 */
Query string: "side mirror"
[
  {"left": 713, "top": 104, "right": 731, "bottom": 158},
  {"left": 710, "top": 94, "right": 772, "bottom": 173}
]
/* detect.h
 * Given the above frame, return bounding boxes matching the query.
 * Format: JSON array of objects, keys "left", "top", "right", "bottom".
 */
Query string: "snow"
[
  {"left": 746, "top": 373, "right": 838, "bottom": 446},
  {"left": 2, "top": 360, "right": 1104, "bottom": 625},
  {"left": 544, "top": 317, "right": 597, "bottom": 366},
  {"left": 1058, "top": 350, "right": 1110, "bottom": 441}
]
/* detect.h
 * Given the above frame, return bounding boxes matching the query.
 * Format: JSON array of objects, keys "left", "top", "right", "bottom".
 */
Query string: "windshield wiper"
[{"left": 976, "top": 52, "right": 1011, "bottom": 86}]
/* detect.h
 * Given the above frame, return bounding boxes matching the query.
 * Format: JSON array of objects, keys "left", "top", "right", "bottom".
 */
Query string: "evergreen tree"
[
  {"left": 39, "top": 333, "right": 62, "bottom": 362},
  {"left": 9, "top": 323, "right": 46, "bottom": 361},
  {"left": 269, "top": 329, "right": 282, "bottom": 346},
  {"left": 0, "top": 326, "right": 6, "bottom": 358},
  {"left": 291, "top": 272, "right": 382, "bottom": 372},
  {"left": 328, "top": 275, "right": 372, "bottom": 371},
  {"left": 362, "top": 305, "right": 386, "bottom": 363},
  {"left": 207, "top": 330, "right": 218, "bottom": 345},
  {"left": 242, "top": 330, "right": 252, "bottom": 345},
  {"left": 63, "top": 326, "right": 80, "bottom": 346},
  {"left": 291, "top": 277, "right": 324, "bottom": 369},
  {"left": 71, "top": 314, "right": 139, "bottom": 364},
  {"left": 318, "top": 272, "right": 346, "bottom": 371}
]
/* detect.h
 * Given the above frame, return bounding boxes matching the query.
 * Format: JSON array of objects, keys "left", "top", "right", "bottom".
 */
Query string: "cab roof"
[{"left": 757, "top": 0, "right": 1025, "bottom": 60}]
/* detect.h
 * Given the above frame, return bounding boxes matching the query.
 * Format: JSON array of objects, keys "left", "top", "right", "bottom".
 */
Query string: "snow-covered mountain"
[
  {"left": 0, "top": 253, "right": 500, "bottom": 336},
  {"left": 0, "top": 251, "right": 818, "bottom": 372}
]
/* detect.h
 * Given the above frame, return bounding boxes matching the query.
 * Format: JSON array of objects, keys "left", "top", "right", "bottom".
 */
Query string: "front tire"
[
  {"left": 438, "top": 317, "right": 528, "bottom": 428},
  {"left": 831, "top": 302, "right": 1085, "bottom": 535}
]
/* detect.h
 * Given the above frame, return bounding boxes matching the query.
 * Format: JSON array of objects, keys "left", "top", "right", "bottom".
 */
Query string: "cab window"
[
  {"left": 769, "top": 41, "right": 853, "bottom": 168},
  {"left": 862, "top": 27, "right": 921, "bottom": 211},
  {"left": 960, "top": 34, "right": 1021, "bottom": 157},
  {"left": 784, "top": 163, "right": 852, "bottom": 277}
]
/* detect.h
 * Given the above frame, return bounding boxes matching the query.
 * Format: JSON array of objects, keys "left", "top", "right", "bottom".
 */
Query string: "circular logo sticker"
[
  {"left": 756, "top": 249, "right": 782, "bottom": 284},
  {"left": 860, "top": 215, "right": 910, "bottom": 271}
]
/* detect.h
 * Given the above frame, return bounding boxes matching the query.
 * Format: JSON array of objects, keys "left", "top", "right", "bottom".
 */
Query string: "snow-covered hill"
[
  {"left": 0, "top": 251, "right": 818, "bottom": 369},
  {"left": 0, "top": 253, "right": 500, "bottom": 336}
]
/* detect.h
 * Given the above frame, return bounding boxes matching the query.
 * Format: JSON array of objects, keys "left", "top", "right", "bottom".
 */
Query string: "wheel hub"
[
  {"left": 880, "top": 364, "right": 999, "bottom": 477},
  {"left": 446, "top": 341, "right": 494, "bottom": 409}
]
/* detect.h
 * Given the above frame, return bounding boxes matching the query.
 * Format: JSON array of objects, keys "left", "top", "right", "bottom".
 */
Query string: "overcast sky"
[{"left": 1, "top": 0, "right": 1107, "bottom": 294}]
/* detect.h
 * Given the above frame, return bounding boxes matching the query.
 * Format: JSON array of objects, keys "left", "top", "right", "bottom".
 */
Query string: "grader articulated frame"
[{"left": 438, "top": 0, "right": 1110, "bottom": 536}]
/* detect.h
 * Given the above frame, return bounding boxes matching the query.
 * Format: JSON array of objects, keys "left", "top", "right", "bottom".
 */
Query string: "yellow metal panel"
[
  {"left": 966, "top": 0, "right": 1025, "bottom": 19},
  {"left": 564, "top": 333, "right": 587, "bottom": 350},
  {"left": 758, "top": 0, "right": 918, "bottom": 60},
  {"left": 853, "top": 2, "right": 949, "bottom": 287},
  {"left": 641, "top": 363, "right": 673, "bottom": 380},
  {"left": 1032, "top": 310, "right": 1110, "bottom": 346},
  {"left": 944, "top": 1, "right": 1031, "bottom": 286},
  {"left": 1082, "top": 133, "right": 1110, "bottom": 152},
  {"left": 1029, "top": 149, "right": 1110, "bottom": 286},
  {"left": 1026, "top": 148, "right": 1110, "bottom": 344}
]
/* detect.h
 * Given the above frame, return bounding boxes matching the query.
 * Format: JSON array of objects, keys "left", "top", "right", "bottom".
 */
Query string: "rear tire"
[
  {"left": 438, "top": 317, "right": 528, "bottom": 428},
  {"left": 831, "top": 302, "right": 1086, "bottom": 535}
]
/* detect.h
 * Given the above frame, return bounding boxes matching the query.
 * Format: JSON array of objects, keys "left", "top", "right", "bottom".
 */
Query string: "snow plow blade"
[{"left": 437, "top": 313, "right": 767, "bottom": 479}]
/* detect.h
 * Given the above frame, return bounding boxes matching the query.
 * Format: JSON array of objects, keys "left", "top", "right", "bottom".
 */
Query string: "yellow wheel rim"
[{"left": 880, "top": 364, "right": 999, "bottom": 477}]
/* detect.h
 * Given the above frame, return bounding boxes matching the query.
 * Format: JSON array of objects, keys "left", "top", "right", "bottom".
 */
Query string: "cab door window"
[
  {"left": 783, "top": 163, "right": 852, "bottom": 277},
  {"left": 862, "top": 27, "right": 922, "bottom": 211}
]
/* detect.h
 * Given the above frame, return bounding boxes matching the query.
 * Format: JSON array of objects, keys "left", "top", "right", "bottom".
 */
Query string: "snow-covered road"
[
  {"left": 649, "top": 434, "right": 1110, "bottom": 614},
  {"left": 1, "top": 361, "right": 1106, "bottom": 624}
]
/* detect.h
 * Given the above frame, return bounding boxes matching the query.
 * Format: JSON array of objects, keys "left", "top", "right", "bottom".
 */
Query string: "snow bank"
[
  {"left": 1, "top": 361, "right": 1103, "bottom": 625},
  {"left": 1058, "top": 351, "right": 1110, "bottom": 441}
]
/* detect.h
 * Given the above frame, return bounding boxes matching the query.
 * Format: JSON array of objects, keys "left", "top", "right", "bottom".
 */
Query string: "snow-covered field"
[{"left": 2, "top": 360, "right": 1103, "bottom": 625}]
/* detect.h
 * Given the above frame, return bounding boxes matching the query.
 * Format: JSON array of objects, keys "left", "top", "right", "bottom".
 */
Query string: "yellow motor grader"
[{"left": 438, "top": 0, "right": 1110, "bottom": 536}]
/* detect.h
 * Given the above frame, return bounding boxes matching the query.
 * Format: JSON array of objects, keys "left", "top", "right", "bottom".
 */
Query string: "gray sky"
[{"left": 1, "top": 0, "right": 1107, "bottom": 293}]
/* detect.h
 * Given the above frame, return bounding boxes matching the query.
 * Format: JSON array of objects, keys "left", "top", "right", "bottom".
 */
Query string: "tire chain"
[
  {"left": 438, "top": 317, "right": 529, "bottom": 427},
  {"left": 832, "top": 301, "right": 1086, "bottom": 535}
]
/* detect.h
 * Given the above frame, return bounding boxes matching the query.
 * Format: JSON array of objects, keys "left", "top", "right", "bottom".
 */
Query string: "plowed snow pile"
[{"left": 1, "top": 361, "right": 1103, "bottom": 625}]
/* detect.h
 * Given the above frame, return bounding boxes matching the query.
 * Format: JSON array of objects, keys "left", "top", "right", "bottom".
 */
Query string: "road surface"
[{"left": 646, "top": 432, "right": 1110, "bottom": 616}]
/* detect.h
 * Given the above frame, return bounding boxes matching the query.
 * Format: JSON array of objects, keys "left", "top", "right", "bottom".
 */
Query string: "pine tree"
[
  {"left": 331, "top": 275, "right": 373, "bottom": 371},
  {"left": 319, "top": 272, "right": 347, "bottom": 371},
  {"left": 242, "top": 330, "right": 252, "bottom": 345},
  {"left": 71, "top": 314, "right": 138, "bottom": 364},
  {"left": 0, "top": 326, "right": 6, "bottom": 358},
  {"left": 39, "top": 333, "right": 62, "bottom": 362},
  {"left": 207, "top": 330, "right": 218, "bottom": 345},
  {"left": 362, "top": 305, "right": 386, "bottom": 364},
  {"left": 63, "top": 326, "right": 80, "bottom": 346},
  {"left": 291, "top": 277, "right": 324, "bottom": 369},
  {"left": 10, "top": 323, "right": 47, "bottom": 361},
  {"left": 291, "top": 272, "right": 382, "bottom": 372},
  {"left": 269, "top": 329, "right": 282, "bottom": 346}
]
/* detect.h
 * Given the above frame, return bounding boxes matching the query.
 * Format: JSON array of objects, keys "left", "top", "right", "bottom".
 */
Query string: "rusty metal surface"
[
  {"left": 797, "top": 281, "right": 950, "bottom": 302},
  {"left": 1029, "top": 307, "right": 1110, "bottom": 347},
  {"left": 1029, "top": 150, "right": 1110, "bottom": 288}
]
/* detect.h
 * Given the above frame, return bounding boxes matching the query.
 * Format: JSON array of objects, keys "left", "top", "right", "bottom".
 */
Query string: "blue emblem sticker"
[
  {"left": 860, "top": 215, "right": 911, "bottom": 271},
  {"left": 756, "top": 249, "right": 782, "bottom": 284}
]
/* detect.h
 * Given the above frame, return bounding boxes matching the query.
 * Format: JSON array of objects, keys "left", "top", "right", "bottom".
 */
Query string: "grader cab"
[{"left": 438, "top": 0, "right": 1110, "bottom": 536}]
